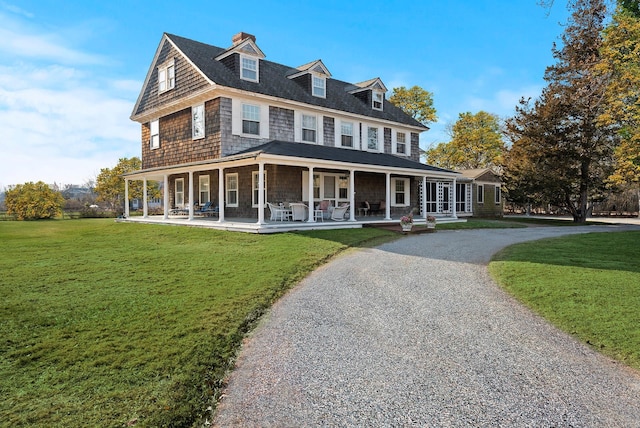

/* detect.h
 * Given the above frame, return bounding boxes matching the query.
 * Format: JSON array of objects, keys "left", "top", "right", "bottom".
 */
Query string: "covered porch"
[{"left": 122, "top": 141, "right": 462, "bottom": 233}]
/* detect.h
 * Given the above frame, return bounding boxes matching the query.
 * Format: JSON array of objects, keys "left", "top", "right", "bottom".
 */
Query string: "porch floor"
[{"left": 117, "top": 214, "right": 464, "bottom": 233}]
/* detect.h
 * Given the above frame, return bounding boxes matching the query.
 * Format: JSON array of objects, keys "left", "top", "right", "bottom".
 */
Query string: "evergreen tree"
[{"left": 504, "top": 0, "right": 619, "bottom": 222}]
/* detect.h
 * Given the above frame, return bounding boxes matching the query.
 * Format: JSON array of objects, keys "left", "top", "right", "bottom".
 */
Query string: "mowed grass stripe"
[
  {"left": 0, "top": 219, "right": 396, "bottom": 427},
  {"left": 489, "top": 231, "right": 640, "bottom": 370}
]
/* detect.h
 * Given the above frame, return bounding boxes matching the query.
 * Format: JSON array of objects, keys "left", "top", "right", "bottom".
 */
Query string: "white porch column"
[
  {"left": 257, "top": 162, "right": 265, "bottom": 225},
  {"left": 142, "top": 177, "right": 148, "bottom": 218},
  {"left": 349, "top": 169, "right": 355, "bottom": 221},
  {"left": 218, "top": 168, "right": 225, "bottom": 222},
  {"left": 188, "top": 171, "right": 194, "bottom": 220},
  {"left": 163, "top": 174, "right": 169, "bottom": 219},
  {"left": 385, "top": 172, "right": 391, "bottom": 220},
  {"left": 124, "top": 179, "right": 130, "bottom": 218},
  {"left": 452, "top": 178, "right": 458, "bottom": 219},
  {"left": 307, "top": 166, "right": 315, "bottom": 223},
  {"left": 422, "top": 176, "right": 427, "bottom": 219}
]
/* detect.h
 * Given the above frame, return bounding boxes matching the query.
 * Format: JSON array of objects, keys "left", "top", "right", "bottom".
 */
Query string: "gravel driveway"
[{"left": 213, "top": 224, "right": 640, "bottom": 427}]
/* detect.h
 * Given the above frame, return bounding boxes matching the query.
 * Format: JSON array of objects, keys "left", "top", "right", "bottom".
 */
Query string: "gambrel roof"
[{"left": 132, "top": 33, "right": 426, "bottom": 129}]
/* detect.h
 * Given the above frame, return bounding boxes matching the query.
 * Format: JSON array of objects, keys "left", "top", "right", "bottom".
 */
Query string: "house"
[
  {"left": 459, "top": 169, "right": 503, "bottom": 218},
  {"left": 122, "top": 32, "right": 464, "bottom": 232}
]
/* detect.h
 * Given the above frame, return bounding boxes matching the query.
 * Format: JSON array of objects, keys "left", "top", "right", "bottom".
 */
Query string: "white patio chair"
[
  {"left": 331, "top": 204, "right": 349, "bottom": 221},
  {"left": 289, "top": 203, "right": 308, "bottom": 221},
  {"left": 267, "top": 202, "right": 287, "bottom": 221}
]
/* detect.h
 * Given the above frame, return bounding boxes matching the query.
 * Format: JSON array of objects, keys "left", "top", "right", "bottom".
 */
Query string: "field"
[{"left": 0, "top": 219, "right": 395, "bottom": 427}]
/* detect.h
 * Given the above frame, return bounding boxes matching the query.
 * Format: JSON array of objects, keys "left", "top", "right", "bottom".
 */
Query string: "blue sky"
[{"left": 0, "top": 0, "right": 571, "bottom": 188}]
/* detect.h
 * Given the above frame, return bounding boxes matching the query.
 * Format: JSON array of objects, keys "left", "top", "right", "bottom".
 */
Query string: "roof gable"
[
  {"left": 215, "top": 36, "right": 266, "bottom": 61},
  {"left": 135, "top": 33, "right": 426, "bottom": 129}
]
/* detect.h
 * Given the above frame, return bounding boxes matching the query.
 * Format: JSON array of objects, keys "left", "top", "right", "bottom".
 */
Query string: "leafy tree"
[
  {"left": 504, "top": 0, "right": 619, "bottom": 223},
  {"left": 95, "top": 157, "right": 159, "bottom": 212},
  {"left": 5, "top": 181, "right": 64, "bottom": 220},
  {"left": 598, "top": 1, "right": 640, "bottom": 215},
  {"left": 388, "top": 86, "right": 437, "bottom": 127},
  {"left": 424, "top": 111, "right": 505, "bottom": 171}
]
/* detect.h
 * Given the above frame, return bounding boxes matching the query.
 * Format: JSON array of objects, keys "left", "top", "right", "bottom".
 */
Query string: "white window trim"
[
  {"left": 192, "top": 104, "right": 205, "bottom": 140},
  {"left": 391, "top": 178, "right": 410, "bottom": 207},
  {"left": 477, "top": 184, "right": 484, "bottom": 204},
  {"left": 199, "top": 175, "right": 210, "bottom": 205},
  {"left": 232, "top": 99, "right": 269, "bottom": 139},
  {"left": 175, "top": 178, "right": 184, "bottom": 208},
  {"left": 225, "top": 173, "right": 239, "bottom": 207},
  {"left": 333, "top": 119, "right": 360, "bottom": 149},
  {"left": 372, "top": 91, "right": 384, "bottom": 111},
  {"left": 301, "top": 113, "right": 318, "bottom": 143},
  {"left": 295, "top": 111, "right": 321, "bottom": 144},
  {"left": 302, "top": 171, "right": 351, "bottom": 206},
  {"left": 150, "top": 119, "right": 159, "bottom": 149},
  {"left": 312, "top": 74, "right": 326, "bottom": 98},
  {"left": 252, "top": 171, "right": 267, "bottom": 207},
  {"left": 365, "top": 124, "right": 382, "bottom": 152},
  {"left": 393, "top": 130, "right": 409, "bottom": 155},
  {"left": 495, "top": 185, "right": 502, "bottom": 204},
  {"left": 158, "top": 60, "right": 175, "bottom": 94},
  {"left": 240, "top": 54, "right": 259, "bottom": 82}
]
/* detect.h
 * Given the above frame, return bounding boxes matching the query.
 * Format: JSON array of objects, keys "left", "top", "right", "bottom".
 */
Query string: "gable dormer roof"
[
  {"left": 214, "top": 32, "right": 265, "bottom": 61},
  {"left": 347, "top": 77, "right": 388, "bottom": 94},
  {"left": 286, "top": 59, "right": 331, "bottom": 79},
  {"left": 132, "top": 33, "right": 426, "bottom": 129}
]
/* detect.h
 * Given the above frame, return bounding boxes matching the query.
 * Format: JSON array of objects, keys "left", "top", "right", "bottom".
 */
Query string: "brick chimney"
[{"left": 232, "top": 32, "right": 256, "bottom": 45}]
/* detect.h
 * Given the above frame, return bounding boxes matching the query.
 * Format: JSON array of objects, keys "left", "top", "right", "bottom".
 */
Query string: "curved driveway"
[{"left": 214, "top": 224, "right": 640, "bottom": 427}]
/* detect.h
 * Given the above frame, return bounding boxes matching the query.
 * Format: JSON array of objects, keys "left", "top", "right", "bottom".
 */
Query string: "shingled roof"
[
  {"left": 164, "top": 33, "right": 427, "bottom": 129},
  {"left": 234, "top": 140, "right": 456, "bottom": 174}
]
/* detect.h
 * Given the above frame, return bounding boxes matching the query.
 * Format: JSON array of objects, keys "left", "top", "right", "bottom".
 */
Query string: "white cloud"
[{"left": 0, "top": 14, "right": 140, "bottom": 186}]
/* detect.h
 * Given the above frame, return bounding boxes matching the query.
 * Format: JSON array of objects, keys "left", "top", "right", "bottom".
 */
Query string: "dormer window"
[
  {"left": 158, "top": 61, "right": 175, "bottom": 93},
  {"left": 312, "top": 75, "right": 326, "bottom": 98},
  {"left": 373, "top": 91, "right": 383, "bottom": 111},
  {"left": 241, "top": 55, "right": 258, "bottom": 82}
]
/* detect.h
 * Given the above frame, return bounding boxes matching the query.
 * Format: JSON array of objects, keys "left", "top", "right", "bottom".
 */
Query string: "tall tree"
[
  {"left": 424, "top": 111, "right": 505, "bottom": 171},
  {"left": 504, "top": 0, "right": 619, "bottom": 222},
  {"left": 5, "top": 181, "right": 64, "bottom": 220},
  {"left": 95, "top": 157, "right": 159, "bottom": 212},
  {"left": 388, "top": 86, "right": 437, "bottom": 127},
  {"left": 598, "top": 1, "right": 640, "bottom": 215}
]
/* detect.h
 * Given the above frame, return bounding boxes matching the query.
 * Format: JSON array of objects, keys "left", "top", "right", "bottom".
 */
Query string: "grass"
[
  {"left": 435, "top": 218, "right": 528, "bottom": 230},
  {"left": 0, "top": 219, "right": 397, "bottom": 427},
  {"left": 489, "top": 231, "right": 640, "bottom": 371}
]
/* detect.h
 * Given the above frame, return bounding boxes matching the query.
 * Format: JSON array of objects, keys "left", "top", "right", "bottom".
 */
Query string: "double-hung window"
[
  {"left": 241, "top": 56, "right": 258, "bottom": 82},
  {"left": 396, "top": 132, "right": 407, "bottom": 155},
  {"left": 341, "top": 122, "right": 354, "bottom": 147},
  {"left": 150, "top": 119, "right": 159, "bottom": 149},
  {"left": 393, "top": 178, "right": 409, "bottom": 206},
  {"left": 226, "top": 173, "right": 238, "bottom": 207},
  {"left": 302, "top": 114, "right": 317, "bottom": 143},
  {"left": 242, "top": 104, "right": 260, "bottom": 135},
  {"left": 252, "top": 171, "right": 267, "bottom": 207},
  {"left": 312, "top": 75, "right": 326, "bottom": 98},
  {"left": 175, "top": 178, "right": 184, "bottom": 207},
  {"left": 158, "top": 62, "right": 175, "bottom": 93},
  {"left": 192, "top": 104, "right": 205, "bottom": 139},
  {"left": 495, "top": 185, "right": 501, "bottom": 204},
  {"left": 199, "top": 175, "right": 210, "bottom": 204},
  {"left": 367, "top": 126, "right": 379, "bottom": 151},
  {"left": 372, "top": 91, "right": 383, "bottom": 110},
  {"left": 477, "top": 184, "right": 484, "bottom": 204}
]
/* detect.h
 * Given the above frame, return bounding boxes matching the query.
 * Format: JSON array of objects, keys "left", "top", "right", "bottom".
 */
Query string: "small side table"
[
  {"left": 358, "top": 207, "right": 369, "bottom": 217},
  {"left": 314, "top": 209, "right": 324, "bottom": 222}
]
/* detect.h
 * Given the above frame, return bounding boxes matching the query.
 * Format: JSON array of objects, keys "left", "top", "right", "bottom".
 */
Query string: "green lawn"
[
  {"left": 0, "top": 219, "right": 396, "bottom": 427},
  {"left": 435, "top": 218, "right": 528, "bottom": 230},
  {"left": 489, "top": 231, "right": 640, "bottom": 371}
]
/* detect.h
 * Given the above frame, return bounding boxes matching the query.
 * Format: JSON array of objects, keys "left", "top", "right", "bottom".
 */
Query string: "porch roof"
[
  {"left": 236, "top": 140, "right": 458, "bottom": 174},
  {"left": 123, "top": 140, "right": 460, "bottom": 180}
]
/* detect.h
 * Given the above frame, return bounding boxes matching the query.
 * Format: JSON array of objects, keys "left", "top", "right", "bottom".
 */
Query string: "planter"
[
  {"left": 426, "top": 222, "right": 436, "bottom": 229},
  {"left": 401, "top": 223, "right": 413, "bottom": 232}
]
